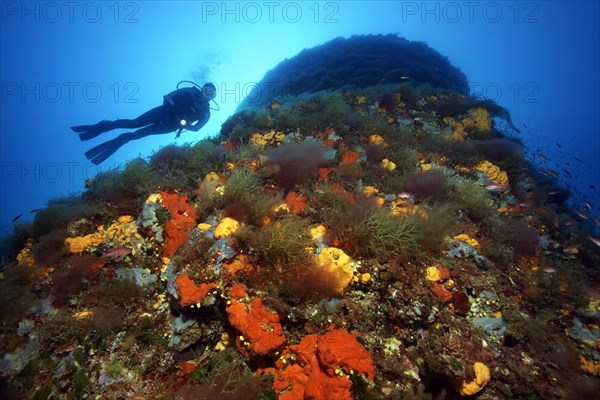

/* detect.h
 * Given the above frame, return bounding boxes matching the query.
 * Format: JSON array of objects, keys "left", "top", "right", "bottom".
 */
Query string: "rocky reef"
[
  {"left": 1, "top": 35, "right": 600, "bottom": 399},
  {"left": 240, "top": 34, "right": 470, "bottom": 110}
]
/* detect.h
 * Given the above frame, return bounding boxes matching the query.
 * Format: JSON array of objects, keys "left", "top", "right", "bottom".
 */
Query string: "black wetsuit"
[{"left": 71, "top": 86, "right": 210, "bottom": 165}]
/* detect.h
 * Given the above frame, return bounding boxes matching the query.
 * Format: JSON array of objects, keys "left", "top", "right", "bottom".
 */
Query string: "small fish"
[
  {"left": 574, "top": 157, "right": 582, "bottom": 162},
  {"left": 100, "top": 247, "right": 132, "bottom": 259},
  {"left": 543, "top": 267, "right": 557, "bottom": 274},
  {"left": 536, "top": 153, "right": 548, "bottom": 161},
  {"left": 547, "top": 190, "right": 562, "bottom": 195},
  {"left": 584, "top": 201, "right": 593, "bottom": 210},
  {"left": 523, "top": 123, "right": 528, "bottom": 128},
  {"left": 547, "top": 169, "right": 559, "bottom": 178},
  {"left": 12, "top": 213, "right": 23, "bottom": 222},
  {"left": 564, "top": 219, "right": 578, "bottom": 227},
  {"left": 556, "top": 143, "right": 562, "bottom": 148},
  {"left": 593, "top": 217, "right": 600, "bottom": 227},
  {"left": 574, "top": 210, "right": 589, "bottom": 220},
  {"left": 413, "top": 117, "right": 424, "bottom": 121},
  {"left": 29, "top": 209, "right": 40, "bottom": 214},
  {"left": 397, "top": 192, "right": 415, "bottom": 200},
  {"left": 400, "top": 76, "right": 410, "bottom": 80},
  {"left": 485, "top": 184, "right": 508, "bottom": 191},
  {"left": 590, "top": 184, "right": 597, "bottom": 190},
  {"left": 589, "top": 236, "right": 600, "bottom": 247},
  {"left": 563, "top": 246, "right": 579, "bottom": 255}
]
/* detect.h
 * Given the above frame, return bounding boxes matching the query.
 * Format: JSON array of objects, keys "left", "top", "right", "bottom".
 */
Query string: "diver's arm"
[
  {"left": 186, "top": 102, "right": 210, "bottom": 132},
  {"left": 187, "top": 114, "right": 209, "bottom": 132}
]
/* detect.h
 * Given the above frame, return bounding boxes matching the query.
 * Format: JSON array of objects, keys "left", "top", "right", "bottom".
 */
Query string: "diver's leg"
[
  {"left": 73, "top": 119, "right": 131, "bottom": 141},
  {"left": 121, "top": 123, "right": 173, "bottom": 140},
  {"left": 74, "top": 106, "right": 170, "bottom": 141},
  {"left": 84, "top": 124, "right": 172, "bottom": 165},
  {"left": 110, "top": 106, "right": 171, "bottom": 129}
]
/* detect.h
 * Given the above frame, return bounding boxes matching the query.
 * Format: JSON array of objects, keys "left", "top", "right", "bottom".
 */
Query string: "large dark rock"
[{"left": 239, "top": 34, "right": 469, "bottom": 110}]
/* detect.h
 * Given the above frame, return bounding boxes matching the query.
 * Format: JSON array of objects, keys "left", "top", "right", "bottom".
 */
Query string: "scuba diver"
[{"left": 71, "top": 82, "right": 217, "bottom": 165}]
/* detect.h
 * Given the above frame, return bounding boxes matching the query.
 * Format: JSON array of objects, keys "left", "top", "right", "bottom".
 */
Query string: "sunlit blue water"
[{"left": 1, "top": 1, "right": 598, "bottom": 239}]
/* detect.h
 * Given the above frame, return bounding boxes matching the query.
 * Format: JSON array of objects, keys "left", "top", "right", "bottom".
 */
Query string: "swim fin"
[
  {"left": 78, "top": 130, "right": 105, "bottom": 141},
  {"left": 70, "top": 124, "right": 93, "bottom": 133},
  {"left": 84, "top": 135, "right": 129, "bottom": 165},
  {"left": 71, "top": 120, "right": 116, "bottom": 141}
]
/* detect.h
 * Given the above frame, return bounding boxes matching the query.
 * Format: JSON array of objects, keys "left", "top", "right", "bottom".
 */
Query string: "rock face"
[{"left": 239, "top": 34, "right": 469, "bottom": 110}]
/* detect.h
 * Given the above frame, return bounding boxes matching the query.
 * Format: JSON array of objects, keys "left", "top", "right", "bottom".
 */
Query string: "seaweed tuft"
[
  {"left": 416, "top": 202, "right": 458, "bottom": 251},
  {"left": 221, "top": 169, "right": 280, "bottom": 226},
  {"left": 239, "top": 214, "right": 312, "bottom": 268},
  {"left": 450, "top": 179, "right": 496, "bottom": 221},
  {"left": 319, "top": 190, "right": 422, "bottom": 259}
]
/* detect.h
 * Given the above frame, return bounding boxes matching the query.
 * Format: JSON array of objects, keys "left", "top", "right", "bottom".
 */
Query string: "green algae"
[
  {"left": 451, "top": 178, "right": 496, "bottom": 221},
  {"left": 241, "top": 214, "right": 312, "bottom": 267},
  {"left": 220, "top": 169, "right": 279, "bottom": 225}
]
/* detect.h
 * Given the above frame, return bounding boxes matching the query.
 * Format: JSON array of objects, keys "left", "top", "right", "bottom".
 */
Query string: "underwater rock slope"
[
  {"left": 240, "top": 34, "right": 470, "bottom": 110},
  {"left": 1, "top": 35, "right": 600, "bottom": 399}
]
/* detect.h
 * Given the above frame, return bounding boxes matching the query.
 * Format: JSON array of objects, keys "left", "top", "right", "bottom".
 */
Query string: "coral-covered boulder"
[
  {"left": 316, "top": 247, "right": 354, "bottom": 294},
  {"left": 228, "top": 283, "right": 247, "bottom": 300},
  {"left": 272, "top": 329, "right": 374, "bottom": 400},
  {"left": 317, "top": 330, "right": 375, "bottom": 378},
  {"left": 226, "top": 296, "right": 286, "bottom": 356},
  {"left": 64, "top": 232, "right": 104, "bottom": 253},
  {"left": 213, "top": 217, "right": 240, "bottom": 239},
  {"left": 175, "top": 274, "right": 217, "bottom": 307},
  {"left": 159, "top": 191, "right": 198, "bottom": 257},
  {"left": 273, "top": 364, "right": 311, "bottom": 400},
  {"left": 459, "top": 362, "right": 491, "bottom": 396}
]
